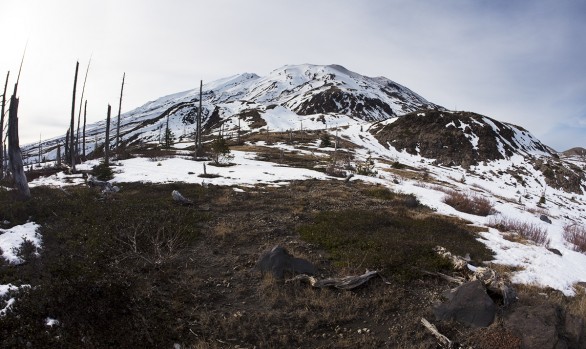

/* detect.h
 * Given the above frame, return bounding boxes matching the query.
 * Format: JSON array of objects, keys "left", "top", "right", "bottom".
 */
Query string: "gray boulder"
[
  {"left": 257, "top": 246, "right": 317, "bottom": 279},
  {"left": 433, "top": 280, "right": 496, "bottom": 327},
  {"left": 505, "top": 304, "right": 586, "bottom": 349}
]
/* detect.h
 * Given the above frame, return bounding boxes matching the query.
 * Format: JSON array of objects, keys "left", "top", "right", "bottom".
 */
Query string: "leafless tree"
[
  {"left": 69, "top": 61, "right": 79, "bottom": 171},
  {"left": 105, "top": 104, "right": 111, "bottom": 166},
  {"left": 0, "top": 71, "right": 9, "bottom": 179},
  {"left": 8, "top": 49, "right": 31, "bottom": 199},
  {"left": 195, "top": 80, "right": 202, "bottom": 157},
  {"left": 116, "top": 72, "right": 125, "bottom": 152},
  {"left": 82, "top": 100, "right": 87, "bottom": 159},
  {"left": 76, "top": 58, "right": 91, "bottom": 160}
]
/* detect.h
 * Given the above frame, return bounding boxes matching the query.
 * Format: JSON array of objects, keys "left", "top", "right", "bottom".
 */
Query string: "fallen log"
[
  {"left": 420, "top": 318, "right": 455, "bottom": 349},
  {"left": 87, "top": 175, "right": 119, "bottom": 193},
  {"left": 287, "top": 270, "right": 381, "bottom": 290}
]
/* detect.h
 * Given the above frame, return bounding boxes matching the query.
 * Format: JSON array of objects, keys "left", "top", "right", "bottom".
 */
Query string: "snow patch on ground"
[{"left": 0, "top": 222, "right": 42, "bottom": 264}]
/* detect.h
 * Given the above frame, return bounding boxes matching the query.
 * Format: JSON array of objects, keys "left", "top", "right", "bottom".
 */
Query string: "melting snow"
[{"left": 0, "top": 222, "right": 42, "bottom": 264}]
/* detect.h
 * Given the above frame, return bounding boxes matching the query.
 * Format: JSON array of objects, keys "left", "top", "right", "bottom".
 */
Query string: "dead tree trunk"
[
  {"left": 195, "top": 80, "right": 202, "bottom": 157},
  {"left": 8, "top": 91, "right": 31, "bottom": 199},
  {"left": 56, "top": 143, "right": 61, "bottom": 167},
  {"left": 38, "top": 133, "right": 42, "bottom": 164},
  {"left": 116, "top": 72, "right": 125, "bottom": 153},
  {"left": 76, "top": 59, "right": 91, "bottom": 161},
  {"left": 82, "top": 100, "right": 87, "bottom": 159},
  {"left": 69, "top": 61, "right": 79, "bottom": 171},
  {"left": 105, "top": 104, "right": 111, "bottom": 166},
  {"left": 0, "top": 71, "right": 9, "bottom": 179},
  {"left": 65, "top": 129, "right": 70, "bottom": 163},
  {"left": 237, "top": 117, "right": 241, "bottom": 143}
]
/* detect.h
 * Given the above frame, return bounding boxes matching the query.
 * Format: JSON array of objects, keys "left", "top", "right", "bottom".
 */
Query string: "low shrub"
[
  {"left": 488, "top": 215, "right": 550, "bottom": 246},
  {"left": 442, "top": 190, "right": 494, "bottom": 216},
  {"left": 298, "top": 209, "right": 492, "bottom": 281},
  {"left": 563, "top": 224, "right": 586, "bottom": 253},
  {"left": 0, "top": 184, "right": 209, "bottom": 347}
]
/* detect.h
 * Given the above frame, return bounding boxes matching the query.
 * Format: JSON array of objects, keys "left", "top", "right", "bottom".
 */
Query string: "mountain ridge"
[{"left": 21, "top": 63, "right": 586, "bottom": 193}]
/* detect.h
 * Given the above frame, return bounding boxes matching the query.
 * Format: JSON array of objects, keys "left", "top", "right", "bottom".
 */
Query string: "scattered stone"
[
  {"left": 172, "top": 190, "right": 193, "bottom": 205},
  {"left": 433, "top": 280, "right": 496, "bottom": 327},
  {"left": 540, "top": 215, "right": 552, "bottom": 224},
  {"left": 547, "top": 248, "right": 562, "bottom": 256}
]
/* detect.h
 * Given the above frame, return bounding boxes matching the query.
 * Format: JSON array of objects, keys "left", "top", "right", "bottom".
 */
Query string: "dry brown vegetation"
[
  {"left": 564, "top": 224, "right": 586, "bottom": 253},
  {"left": 442, "top": 189, "right": 495, "bottom": 216},
  {"left": 488, "top": 215, "right": 550, "bottom": 246}
]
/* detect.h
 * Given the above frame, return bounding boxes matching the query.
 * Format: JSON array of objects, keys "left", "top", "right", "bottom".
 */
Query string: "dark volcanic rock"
[
  {"left": 433, "top": 280, "right": 496, "bottom": 327},
  {"left": 541, "top": 214, "right": 553, "bottom": 224},
  {"left": 294, "top": 86, "right": 397, "bottom": 121},
  {"left": 533, "top": 158, "right": 586, "bottom": 194},
  {"left": 257, "top": 245, "right": 317, "bottom": 279},
  {"left": 373, "top": 110, "right": 551, "bottom": 168},
  {"left": 504, "top": 304, "right": 580, "bottom": 349}
]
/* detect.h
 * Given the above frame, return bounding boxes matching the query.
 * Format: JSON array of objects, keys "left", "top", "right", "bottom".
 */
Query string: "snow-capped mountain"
[
  {"left": 21, "top": 63, "right": 585, "bottom": 193},
  {"left": 24, "top": 64, "right": 441, "bottom": 155}
]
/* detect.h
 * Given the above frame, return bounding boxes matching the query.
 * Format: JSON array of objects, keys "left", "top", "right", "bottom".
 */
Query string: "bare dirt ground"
[{"left": 1, "top": 178, "right": 583, "bottom": 348}]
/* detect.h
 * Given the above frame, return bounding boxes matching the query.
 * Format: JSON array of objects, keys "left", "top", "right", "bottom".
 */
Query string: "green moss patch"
[{"left": 298, "top": 209, "right": 492, "bottom": 281}]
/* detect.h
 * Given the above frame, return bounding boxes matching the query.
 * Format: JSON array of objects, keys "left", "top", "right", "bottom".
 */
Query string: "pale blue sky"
[{"left": 2, "top": 0, "right": 585, "bottom": 151}]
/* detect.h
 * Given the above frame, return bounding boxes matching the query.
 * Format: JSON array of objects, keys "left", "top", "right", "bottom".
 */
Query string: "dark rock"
[
  {"left": 541, "top": 214, "right": 553, "bottom": 224},
  {"left": 533, "top": 158, "right": 586, "bottom": 194},
  {"left": 257, "top": 245, "right": 317, "bottom": 279},
  {"left": 564, "top": 312, "right": 586, "bottom": 348},
  {"left": 548, "top": 248, "right": 562, "bottom": 256},
  {"left": 504, "top": 304, "right": 577, "bottom": 349},
  {"left": 433, "top": 280, "right": 496, "bottom": 327},
  {"left": 372, "top": 110, "right": 552, "bottom": 169}
]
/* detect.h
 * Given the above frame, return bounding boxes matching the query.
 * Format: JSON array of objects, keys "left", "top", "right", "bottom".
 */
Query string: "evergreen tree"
[{"left": 210, "top": 134, "right": 232, "bottom": 164}]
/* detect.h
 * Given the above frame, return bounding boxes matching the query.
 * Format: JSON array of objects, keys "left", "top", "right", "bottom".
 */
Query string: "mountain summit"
[{"left": 24, "top": 63, "right": 585, "bottom": 193}]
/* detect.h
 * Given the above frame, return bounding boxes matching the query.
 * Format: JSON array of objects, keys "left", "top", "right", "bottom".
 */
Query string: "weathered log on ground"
[
  {"left": 87, "top": 175, "right": 119, "bottom": 193},
  {"left": 420, "top": 318, "right": 455, "bottom": 349},
  {"left": 434, "top": 245, "right": 517, "bottom": 306},
  {"left": 288, "top": 270, "right": 382, "bottom": 290}
]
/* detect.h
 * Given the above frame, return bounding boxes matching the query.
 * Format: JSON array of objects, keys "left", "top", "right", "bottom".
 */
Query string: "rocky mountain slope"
[
  {"left": 21, "top": 64, "right": 586, "bottom": 194},
  {"left": 25, "top": 64, "right": 440, "bottom": 157}
]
